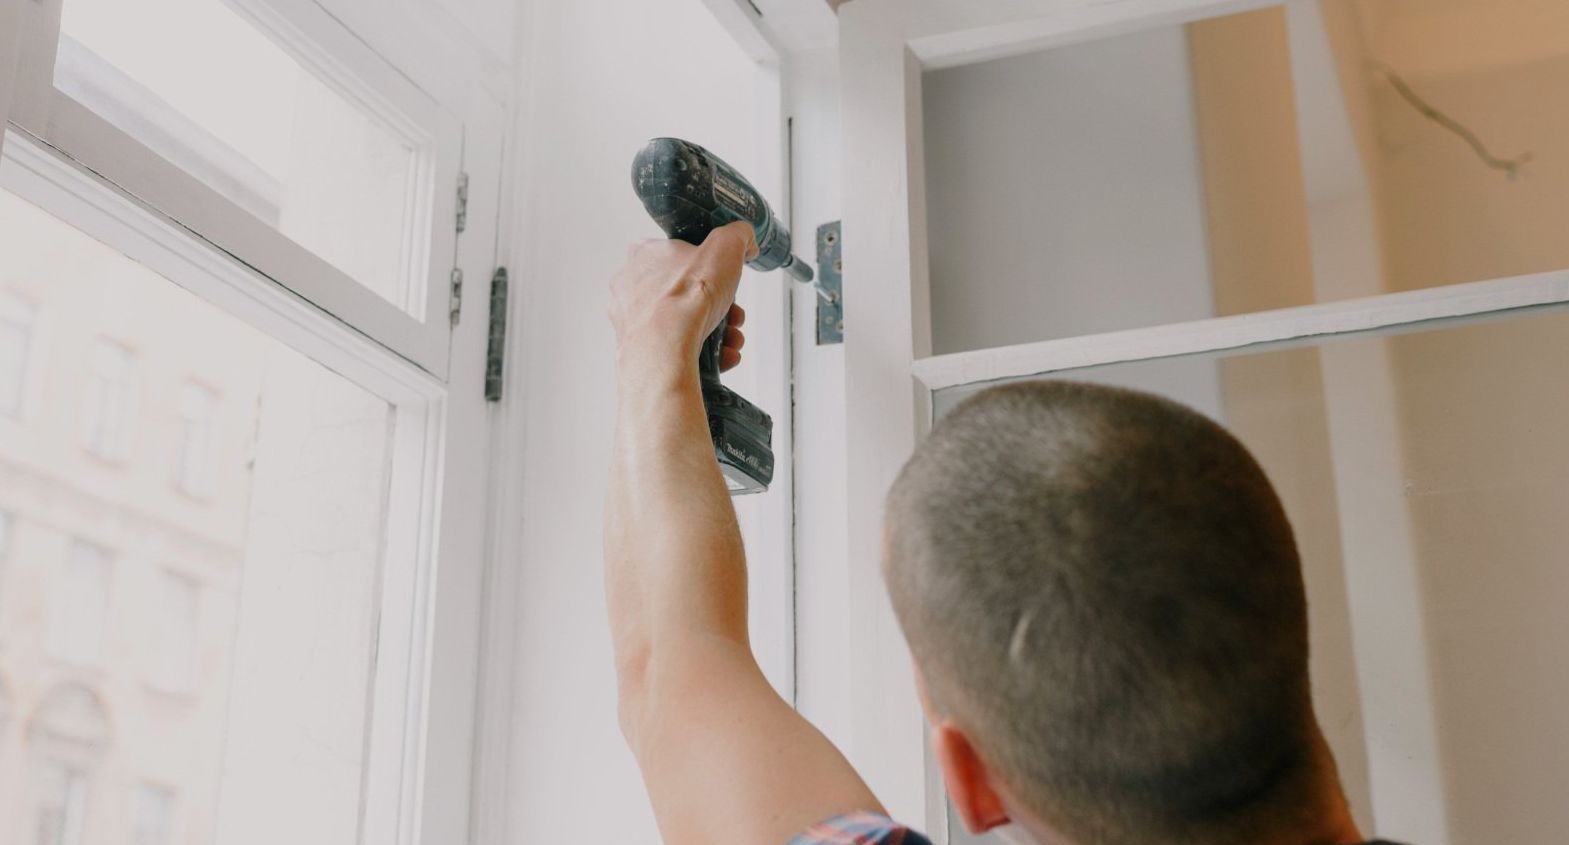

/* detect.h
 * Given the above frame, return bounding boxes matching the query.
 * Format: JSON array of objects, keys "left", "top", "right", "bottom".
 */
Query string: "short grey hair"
[{"left": 885, "top": 381, "right": 1315, "bottom": 845}]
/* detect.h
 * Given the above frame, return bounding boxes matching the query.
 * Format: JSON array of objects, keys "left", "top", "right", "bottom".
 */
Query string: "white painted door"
[
  {"left": 836, "top": 1, "right": 1569, "bottom": 843},
  {"left": 0, "top": 2, "right": 506, "bottom": 844}
]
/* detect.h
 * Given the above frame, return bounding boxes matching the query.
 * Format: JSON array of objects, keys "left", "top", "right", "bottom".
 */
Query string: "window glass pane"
[
  {"left": 0, "top": 183, "right": 394, "bottom": 843},
  {"left": 151, "top": 571, "right": 200, "bottom": 694},
  {"left": 935, "top": 307, "right": 1569, "bottom": 842},
  {"left": 923, "top": 3, "right": 1569, "bottom": 354},
  {"left": 56, "top": 0, "right": 428, "bottom": 314},
  {"left": 174, "top": 383, "right": 218, "bottom": 498},
  {"left": 35, "top": 762, "right": 91, "bottom": 845},
  {"left": 0, "top": 294, "right": 36, "bottom": 419},
  {"left": 81, "top": 340, "right": 134, "bottom": 462},
  {"left": 47, "top": 540, "right": 112, "bottom": 667},
  {"left": 132, "top": 784, "right": 175, "bottom": 845}
]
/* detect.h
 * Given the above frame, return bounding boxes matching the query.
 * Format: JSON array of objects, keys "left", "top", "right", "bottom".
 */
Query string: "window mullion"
[{"left": 912, "top": 268, "right": 1569, "bottom": 392}]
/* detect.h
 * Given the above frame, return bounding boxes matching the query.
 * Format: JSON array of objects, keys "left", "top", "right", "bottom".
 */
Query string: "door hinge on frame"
[
  {"left": 485, "top": 267, "right": 510, "bottom": 402},
  {"left": 456, "top": 172, "right": 471, "bottom": 234},
  {"left": 449, "top": 267, "right": 464, "bottom": 326},
  {"left": 815, "top": 221, "right": 843, "bottom": 345}
]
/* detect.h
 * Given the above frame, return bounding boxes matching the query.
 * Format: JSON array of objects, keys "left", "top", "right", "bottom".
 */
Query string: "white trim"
[
  {"left": 698, "top": 0, "right": 783, "bottom": 64},
  {"left": 911, "top": 270, "right": 1569, "bottom": 391},
  {"left": 839, "top": 0, "right": 931, "bottom": 827},
  {"left": 0, "top": 0, "right": 25, "bottom": 141},
  {"left": 1, "top": 130, "right": 437, "bottom": 404},
  {"left": 753, "top": 0, "right": 839, "bottom": 55},
  {"left": 906, "top": 0, "right": 1279, "bottom": 70},
  {"left": 52, "top": 36, "right": 284, "bottom": 225}
]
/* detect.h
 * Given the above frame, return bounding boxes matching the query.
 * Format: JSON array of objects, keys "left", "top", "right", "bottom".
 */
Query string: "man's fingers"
[
  {"left": 693, "top": 222, "right": 757, "bottom": 304},
  {"left": 720, "top": 347, "right": 743, "bottom": 372},
  {"left": 724, "top": 325, "right": 745, "bottom": 351},
  {"left": 728, "top": 304, "right": 746, "bottom": 328}
]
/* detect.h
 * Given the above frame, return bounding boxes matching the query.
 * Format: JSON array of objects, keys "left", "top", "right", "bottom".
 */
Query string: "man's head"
[{"left": 885, "top": 381, "right": 1340, "bottom": 845}]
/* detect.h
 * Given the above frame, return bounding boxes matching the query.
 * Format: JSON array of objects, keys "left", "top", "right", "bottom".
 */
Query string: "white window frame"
[
  {"left": 0, "top": 0, "right": 512, "bottom": 842},
  {"left": 834, "top": 0, "right": 1569, "bottom": 840},
  {"left": 7, "top": 0, "right": 463, "bottom": 376}
]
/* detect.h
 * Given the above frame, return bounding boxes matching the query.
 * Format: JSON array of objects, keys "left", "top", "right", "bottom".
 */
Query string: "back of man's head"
[{"left": 885, "top": 381, "right": 1322, "bottom": 845}]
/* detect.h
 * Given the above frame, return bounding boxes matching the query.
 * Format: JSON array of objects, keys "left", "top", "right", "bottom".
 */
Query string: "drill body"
[{"left": 632, "top": 138, "right": 812, "bottom": 495}]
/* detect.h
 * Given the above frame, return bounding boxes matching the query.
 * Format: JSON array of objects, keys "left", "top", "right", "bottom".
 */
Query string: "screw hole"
[
  {"left": 825, "top": 231, "right": 838, "bottom": 245},
  {"left": 834, "top": 260, "right": 843, "bottom": 273}
]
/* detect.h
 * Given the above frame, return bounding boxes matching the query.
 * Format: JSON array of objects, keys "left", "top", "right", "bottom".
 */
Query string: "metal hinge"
[
  {"left": 449, "top": 267, "right": 464, "bottom": 326},
  {"left": 816, "top": 221, "right": 843, "bottom": 345},
  {"left": 484, "top": 267, "right": 510, "bottom": 402},
  {"left": 456, "top": 172, "right": 470, "bottom": 234}
]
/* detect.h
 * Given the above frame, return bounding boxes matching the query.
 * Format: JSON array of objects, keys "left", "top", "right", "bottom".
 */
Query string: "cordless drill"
[{"left": 632, "top": 137, "right": 814, "bottom": 495}]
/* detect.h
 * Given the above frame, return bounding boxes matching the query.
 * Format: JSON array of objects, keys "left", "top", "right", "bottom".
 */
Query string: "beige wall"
[
  {"left": 1195, "top": 2, "right": 1569, "bottom": 841},
  {"left": 1366, "top": 3, "right": 1569, "bottom": 841}
]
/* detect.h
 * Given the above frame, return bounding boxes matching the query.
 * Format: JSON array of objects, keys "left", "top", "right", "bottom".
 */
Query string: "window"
[
  {"left": 57, "top": 0, "right": 429, "bottom": 312},
  {"left": 34, "top": 762, "right": 91, "bottom": 845},
  {"left": 0, "top": 181, "right": 421, "bottom": 843},
  {"left": 81, "top": 339, "right": 135, "bottom": 462},
  {"left": 131, "top": 784, "right": 174, "bottom": 845},
  {"left": 0, "top": 294, "right": 36, "bottom": 419},
  {"left": 174, "top": 383, "right": 218, "bottom": 498},
  {"left": 150, "top": 571, "right": 199, "bottom": 694},
  {"left": 47, "top": 540, "right": 112, "bottom": 667},
  {"left": 2, "top": 0, "right": 508, "bottom": 836}
]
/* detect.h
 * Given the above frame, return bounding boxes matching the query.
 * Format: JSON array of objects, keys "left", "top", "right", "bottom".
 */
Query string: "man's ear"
[{"left": 932, "top": 720, "right": 1012, "bottom": 834}]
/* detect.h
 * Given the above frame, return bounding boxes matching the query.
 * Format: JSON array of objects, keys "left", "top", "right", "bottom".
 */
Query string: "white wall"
[{"left": 503, "top": 1, "right": 784, "bottom": 842}]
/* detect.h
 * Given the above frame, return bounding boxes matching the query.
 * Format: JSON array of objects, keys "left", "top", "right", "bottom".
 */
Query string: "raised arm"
[{"left": 604, "top": 222, "right": 881, "bottom": 845}]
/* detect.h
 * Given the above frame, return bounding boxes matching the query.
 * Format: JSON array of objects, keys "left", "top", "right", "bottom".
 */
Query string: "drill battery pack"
[{"left": 702, "top": 382, "right": 774, "bottom": 495}]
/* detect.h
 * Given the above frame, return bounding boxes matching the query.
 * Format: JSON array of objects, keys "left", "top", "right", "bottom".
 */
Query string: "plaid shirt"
[{"left": 785, "top": 812, "right": 933, "bottom": 845}]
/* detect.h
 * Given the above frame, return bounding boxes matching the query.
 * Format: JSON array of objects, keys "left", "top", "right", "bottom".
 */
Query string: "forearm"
[
  {"left": 605, "top": 341, "right": 753, "bottom": 705},
  {"left": 602, "top": 228, "right": 883, "bottom": 845}
]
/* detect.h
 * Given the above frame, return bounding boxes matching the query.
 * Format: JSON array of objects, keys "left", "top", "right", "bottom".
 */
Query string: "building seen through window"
[
  {"left": 130, "top": 784, "right": 173, "bottom": 845},
  {"left": 151, "top": 571, "right": 199, "bottom": 695},
  {"left": 47, "top": 542, "right": 112, "bottom": 668},
  {"left": 0, "top": 177, "right": 393, "bottom": 842},
  {"left": 81, "top": 340, "right": 135, "bottom": 463},
  {"left": 174, "top": 383, "right": 218, "bottom": 499}
]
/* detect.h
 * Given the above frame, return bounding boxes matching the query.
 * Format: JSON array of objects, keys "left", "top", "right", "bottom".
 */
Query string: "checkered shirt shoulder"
[{"left": 784, "top": 812, "right": 934, "bottom": 845}]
